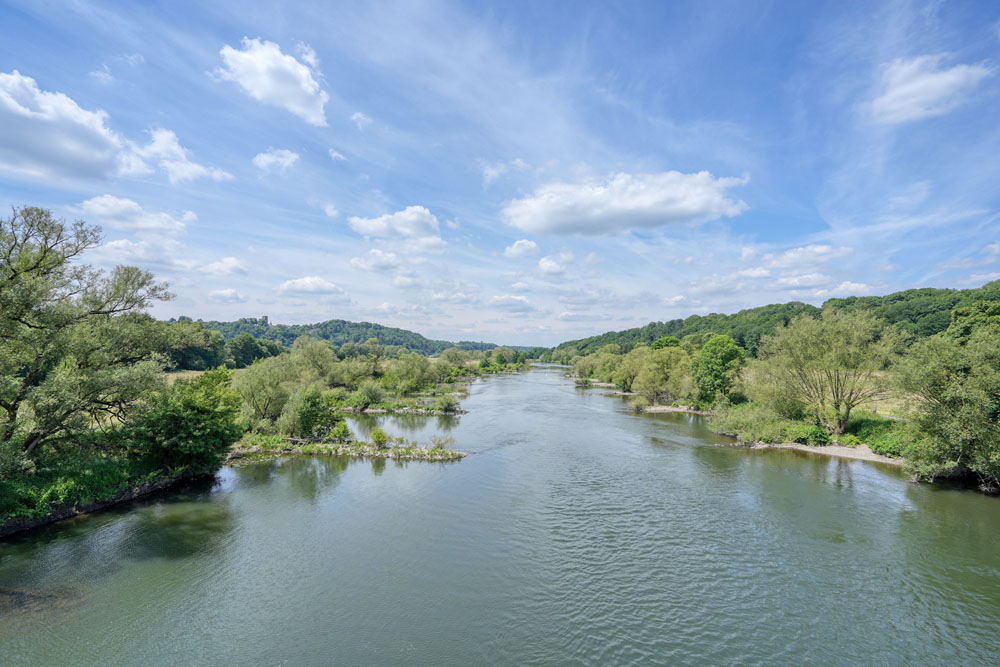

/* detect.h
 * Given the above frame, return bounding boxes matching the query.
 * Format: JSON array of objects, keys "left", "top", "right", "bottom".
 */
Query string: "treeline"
[
  {"left": 570, "top": 303, "right": 1000, "bottom": 494},
  {"left": 550, "top": 280, "right": 1000, "bottom": 359},
  {"left": 190, "top": 315, "right": 496, "bottom": 356}
]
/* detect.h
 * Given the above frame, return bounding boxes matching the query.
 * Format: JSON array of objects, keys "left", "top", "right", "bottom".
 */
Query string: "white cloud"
[
  {"left": 208, "top": 288, "right": 248, "bottom": 303},
  {"left": 503, "top": 239, "right": 539, "bottom": 258},
  {"left": 488, "top": 294, "right": 535, "bottom": 312},
  {"left": 252, "top": 147, "right": 299, "bottom": 174},
  {"left": 78, "top": 195, "right": 191, "bottom": 233},
  {"left": 134, "top": 129, "right": 232, "bottom": 184},
  {"left": 323, "top": 203, "right": 339, "bottom": 218},
  {"left": 350, "top": 249, "right": 400, "bottom": 271},
  {"left": 348, "top": 205, "right": 441, "bottom": 238},
  {"left": 432, "top": 291, "right": 478, "bottom": 304},
  {"left": 214, "top": 37, "right": 328, "bottom": 126},
  {"left": 772, "top": 272, "right": 830, "bottom": 288},
  {"left": 278, "top": 275, "right": 345, "bottom": 295},
  {"left": 735, "top": 267, "right": 770, "bottom": 278},
  {"left": 538, "top": 251, "right": 573, "bottom": 274},
  {"left": 764, "top": 245, "right": 852, "bottom": 269},
  {"left": 328, "top": 148, "right": 346, "bottom": 161},
  {"left": 89, "top": 237, "right": 194, "bottom": 272},
  {"left": 481, "top": 158, "right": 527, "bottom": 186},
  {"left": 89, "top": 65, "right": 114, "bottom": 85},
  {"left": 503, "top": 171, "right": 749, "bottom": 234},
  {"left": 792, "top": 281, "right": 871, "bottom": 299},
  {"left": 296, "top": 42, "right": 319, "bottom": 69},
  {"left": 0, "top": 70, "right": 138, "bottom": 180},
  {"left": 203, "top": 256, "right": 248, "bottom": 276},
  {"left": 870, "top": 55, "right": 995, "bottom": 124},
  {"left": 350, "top": 111, "right": 372, "bottom": 129}
]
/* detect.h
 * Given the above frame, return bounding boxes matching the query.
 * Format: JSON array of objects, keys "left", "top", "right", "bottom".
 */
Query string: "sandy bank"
[
  {"left": 749, "top": 442, "right": 903, "bottom": 466},
  {"left": 643, "top": 405, "right": 711, "bottom": 416}
]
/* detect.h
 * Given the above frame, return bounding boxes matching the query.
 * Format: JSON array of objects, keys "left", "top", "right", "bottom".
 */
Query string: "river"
[{"left": 2, "top": 365, "right": 999, "bottom": 665}]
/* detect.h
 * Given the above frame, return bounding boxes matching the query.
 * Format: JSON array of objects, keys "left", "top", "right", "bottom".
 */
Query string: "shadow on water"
[
  {"left": 270, "top": 455, "right": 349, "bottom": 502},
  {"left": 347, "top": 413, "right": 459, "bottom": 440}
]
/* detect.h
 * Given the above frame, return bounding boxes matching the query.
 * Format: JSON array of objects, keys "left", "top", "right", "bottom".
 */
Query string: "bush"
[
  {"left": 435, "top": 394, "right": 460, "bottom": 413},
  {"left": 792, "top": 423, "right": 831, "bottom": 446},
  {"left": 835, "top": 434, "right": 862, "bottom": 448},
  {"left": 709, "top": 403, "right": 799, "bottom": 443},
  {"left": 324, "top": 421, "right": 352, "bottom": 443},
  {"left": 128, "top": 368, "right": 244, "bottom": 471},
  {"left": 629, "top": 396, "right": 651, "bottom": 412},
  {"left": 352, "top": 379, "right": 384, "bottom": 410},
  {"left": 370, "top": 427, "right": 389, "bottom": 449},
  {"left": 846, "top": 414, "right": 904, "bottom": 457}
]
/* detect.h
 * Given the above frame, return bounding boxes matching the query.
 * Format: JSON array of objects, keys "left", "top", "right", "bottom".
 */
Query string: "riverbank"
[
  {"left": 339, "top": 406, "right": 466, "bottom": 416},
  {"left": 747, "top": 441, "right": 903, "bottom": 466},
  {"left": 0, "top": 471, "right": 194, "bottom": 539},
  {"left": 643, "top": 405, "right": 711, "bottom": 416}
]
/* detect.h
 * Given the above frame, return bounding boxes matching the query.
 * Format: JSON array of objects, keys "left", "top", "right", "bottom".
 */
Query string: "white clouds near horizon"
[{"left": 503, "top": 171, "right": 749, "bottom": 234}]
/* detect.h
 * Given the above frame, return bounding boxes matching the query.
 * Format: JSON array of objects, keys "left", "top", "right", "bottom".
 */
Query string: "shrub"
[
  {"left": 629, "top": 396, "right": 651, "bottom": 412},
  {"left": 710, "top": 402, "right": 798, "bottom": 444},
  {"left": 835, "top": 434, "right": 862, "bottom": 448},
  {"left": 324, "top": 421, "right": 352, "bottom": 443},
  {"left": 435, "top": 395, "right": 460, "bottom": 413},
  {"left": 352, "top": 379, "right": 384, "bottom": 410},
  {"left": 371, "top": 427, "right": 389, "bottom": 449},
  {"left": 792, "top": 423, "right": 831, "bottom": 446},
  {"left": 128, "top": 368, "right": 244, "bottom": 471},
  {"left": 846, "top": 414, "right": 904, "bottom": 457},
  {"left": 429, "top": 435, "right": 456, "bottom": 451}
]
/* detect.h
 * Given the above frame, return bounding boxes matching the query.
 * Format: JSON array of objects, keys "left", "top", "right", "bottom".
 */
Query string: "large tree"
[
  {"left": 757, "top": 310, "right": 905, "bottom": 434},
  {"left": 0, "top": 207, "right": 190, "bottom": 457}
]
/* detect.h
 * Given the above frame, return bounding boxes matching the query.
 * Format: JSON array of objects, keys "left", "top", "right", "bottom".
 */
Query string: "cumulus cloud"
[
  {"left": 134, "top": 129, "right": 232, "bottom": 184},
  {"left": 278, "top": 275, "right": 345, "bottom": 295},
  {"left": 350, "top": 111, "right": 372, "bottom": 129},
  {"left": 203, "top": 256, "right": 248, "bottom": 276},
  {"left": 503, "top": 171, "right": 748, "bottom": 234},
  {"left": 89, "top": 237, "right": 194, "bottom": 272},
  {"left": 214, "top": 37, "right": 328, "bottom": 126},
  {"left": 208, "top": 288, "right": 247, "bottom": 303},
  {"left": 503, "top": 239, "right": 539, "bottom": 258},
  {"left": 78, "top": 195, "right": 192, "bottom": 233},
  {"left": 870, "top": 55, "right": 995, "bottom": 124},
  {"left": 350, "top": 249, "right": 400, "bottom": 271},
  {"left": 323, "top": 204, "right": 339, "bottom": 218},
  {"left": 348, "top": 206, "right": 445, "bottom": 252},
  {"left": 0, "top": 70, "right": 142, "bottom": 180},
  {"left": 252, "top": 147, "right": 299, "bottom": 174},
  {"left": 772, "top": 272, "right": 830, "bottom": 288},
  {"left": 538, "top": 251, "right": 573, "bottom": 275},
  {"left": 328, "top": 148, "right": 346, "bottom": 161}
]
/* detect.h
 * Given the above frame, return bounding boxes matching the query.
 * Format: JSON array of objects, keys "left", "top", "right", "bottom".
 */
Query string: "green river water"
[{"left": 1, "top": 366, "right": 999, "bottom": 665}]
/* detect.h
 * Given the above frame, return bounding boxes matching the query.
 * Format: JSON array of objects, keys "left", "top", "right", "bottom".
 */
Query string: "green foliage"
[
  {"left": 790, "top": 423, "right": 831, "bottom": 446},
  {"left": 709, "top": 403, "right": 801, "bottom": 444},
  {"left": 127, "top": 368, "right": 244, "bottom": 471},
  {"left": 946, "top": 300, "right": 1000, "bottom": 343},
  {"left": 434, "top": 394, "right": 460, "bottom": 413},
  {"left": 835, "top": 434, "right": 861, "bottom": 447},
  {"left": 757, "top": 310, "right": 905, "bottom": 434},
  {"left": 196, "top": 315, "right": 497, "bottom": 355},
  {"left": 651, "top": 336, "right": 680, "bottom": 349},
  {"left": 324, "top": 421, "right": 352, "bottom": 443},
  {"left": 352, "top": 379, "right": 385, "bottom": 410},
  {"left": 690, "top": 334, "right": 746, "bottom": 403},
  {"left": 227, "top": 332, "right": 285, "bottom": 369},
  {"left": 370, "top": 427, "right": 389, "bottom": 449},
  {"left": 895, "top": 327, "right": 1000, "bottom": 489},
  {"left": 232, "top": 355, "right": 297, "bottom": 426},
  {"left": 0, "top": 206, "right": 190, "bottom": 458}
]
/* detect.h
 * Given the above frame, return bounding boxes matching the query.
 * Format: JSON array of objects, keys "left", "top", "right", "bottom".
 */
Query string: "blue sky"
[{"left": 1, "top": 0, "right": 998, "bottom": 345}]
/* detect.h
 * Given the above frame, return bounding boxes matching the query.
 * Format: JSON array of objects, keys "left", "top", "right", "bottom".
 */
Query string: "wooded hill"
[
  {"left": 191, "top": 316, "right": 496, "bottom": 356},
  {"left": 552, "top": 280, "right": 1000, "bottom": 357}
]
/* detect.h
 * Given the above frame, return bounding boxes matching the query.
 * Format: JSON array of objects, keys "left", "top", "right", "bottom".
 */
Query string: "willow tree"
[
  {"left": 0, "top": 207, "right": 191, "bottom": 458},
  {"left": 757, "top": 310, "right": 905, "bottom": 434}
]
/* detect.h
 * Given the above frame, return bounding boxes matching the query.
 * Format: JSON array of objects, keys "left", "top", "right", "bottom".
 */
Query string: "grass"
[{"left": 230, "top": 432, "right": 466, "bottom": 462}]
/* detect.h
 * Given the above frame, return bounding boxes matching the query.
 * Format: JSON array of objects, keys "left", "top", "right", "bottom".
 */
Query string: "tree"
[
  {"left": 690, "top": 334, "right": 746, "bottom": 403},
  {"left": 613, "top": 346, "right": 651, "bottom": 392},
  {"left": 757, "top": 310, "right": 905, "bottom": 434},
  {"left": 0, "top": 207, "right": 186, "bottom": 457},
  {"left": 231, "top": 355, "right": 296, "bottom": 426},
  {"left": 633, "top": 347, "right": 692, "bottom": 403},
  {"left": 896, "top": 326, "right": 1000, "bottom": 491},
  {"left": 128, "top": 368, "right": 243, "bottom": 470},
  {"left": 651, "top": 336, "right": 680, "bottom": 350}
]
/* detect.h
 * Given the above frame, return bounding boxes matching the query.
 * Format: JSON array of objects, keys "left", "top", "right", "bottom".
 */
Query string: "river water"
[{"left": 2, "top": 366, "right": 999, "bottom": 665}]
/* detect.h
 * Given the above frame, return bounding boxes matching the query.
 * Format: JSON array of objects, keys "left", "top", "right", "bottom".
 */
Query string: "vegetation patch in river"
[{"left": 228, "top": 432, "right": 467, "bottom": 462}]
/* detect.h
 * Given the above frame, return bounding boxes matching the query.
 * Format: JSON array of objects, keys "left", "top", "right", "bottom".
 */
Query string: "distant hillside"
[
  {"left": 193, "top": 316, "right": 496, "bottom": 355},
  {"left": 553, "top": 280, "right": 1000, "bottom": 357}
]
